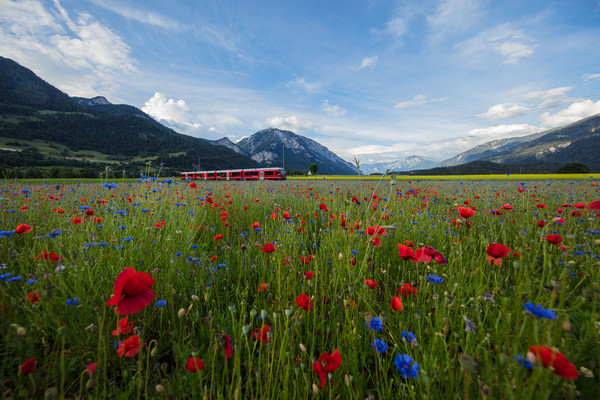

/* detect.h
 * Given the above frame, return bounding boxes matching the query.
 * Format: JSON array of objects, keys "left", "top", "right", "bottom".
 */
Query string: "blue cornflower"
[
  {"left": 366, "top": 317, "right": 383, "bottom": 332},
  {"left": 514, "top": 354, "right": 534, "bottom": 369},
  {"left": 426, "top": 274, "right": 443, "bottom": 284},
  {"left": 372, "top": 339, "right": 387, "bottom": 353},
  {"left": 0, "top": 230, "right": 15, "bottom": 238},
  {"left": 26, "top": 278, "right": 39, "bottom": 285},
  {"left": 155, "top": 300, "right": 167, "bottom": 307},
  {"left": 66, "top": 297, "right": 79, "bottom": 306},
  {"left": 402, "top": 330, "right": 416, "bottom": 343},
  {"left": 394, "top": 354, "right": 419, "bottom": 380},
  {"left": 523, "top": 302, "right": 557, "bottom": 319}
]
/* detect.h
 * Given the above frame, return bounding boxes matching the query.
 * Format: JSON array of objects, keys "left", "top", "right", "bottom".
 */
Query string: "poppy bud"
[
  {"left": 299, "top": 343, "right": 306, "bottom": 353},
  {"left": 250, "top": 309, "right": 257, "bottom": 318},
  {"left": 261, "top": 309, "right": 268, "bottom": 319},
  {"left": 312, "top": 383, "right": 319, "bottom": 395},
  {"left": 344, "top": 374, "right": 352, "bottom": 387},
  {"left": 242, "top": 325, "right": 250, "bottom": 335},
  {"left": 155, "top": 384, "right": 165, "bottom": 394},
  {"left": 44, "top": 387, "right": 57, "bottom": 399},
  {"left": 178, "top": 308, "right": 186, "bottom": 319},
  {"left": 191, "top": 295, "right": 199, "bottom": 302}
]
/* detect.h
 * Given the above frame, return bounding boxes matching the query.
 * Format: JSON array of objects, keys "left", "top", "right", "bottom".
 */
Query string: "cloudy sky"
[{"left": 1, "top": 0, "right": 600, "bottom": 163}]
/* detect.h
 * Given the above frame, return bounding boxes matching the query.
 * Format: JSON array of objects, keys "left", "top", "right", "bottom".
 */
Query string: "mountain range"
[
  {"left": 1, "top": 55, "right": 599, "bottom": 176},
  {"left": 0, "top": 56, "right": 352, "bottom": 175}
]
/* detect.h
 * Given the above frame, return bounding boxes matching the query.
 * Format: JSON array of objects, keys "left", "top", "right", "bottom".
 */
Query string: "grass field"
[{"left": 1, "top": 176, "right": 599, "bottom": 399}]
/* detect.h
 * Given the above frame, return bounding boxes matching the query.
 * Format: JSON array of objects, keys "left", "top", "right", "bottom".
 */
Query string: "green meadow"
[{"left": 0, "top": 177, "right": 599, "bottom": 399}]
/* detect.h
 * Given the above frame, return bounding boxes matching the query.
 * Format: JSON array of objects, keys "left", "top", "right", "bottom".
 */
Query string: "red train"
[{"left": 180, "top": 167, "right": 286, "bottom": 181}]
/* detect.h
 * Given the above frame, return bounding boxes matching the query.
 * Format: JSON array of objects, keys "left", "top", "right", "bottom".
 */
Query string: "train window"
[
  {"left": 232, "top": 172, "right": 241, "bottom": 177},
  {"left": 265, "top": 171, "right": 274, "bottom": 176}
]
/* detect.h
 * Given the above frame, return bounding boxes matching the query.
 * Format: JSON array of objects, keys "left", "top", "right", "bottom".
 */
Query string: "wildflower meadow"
[{"left": 1, "top": 176, "right": 599, "bottom": 399}]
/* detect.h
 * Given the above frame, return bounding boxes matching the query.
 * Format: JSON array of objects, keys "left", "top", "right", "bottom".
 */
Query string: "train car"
[{"left": 180, "top": 167, "right": 286, "bottom": 181}]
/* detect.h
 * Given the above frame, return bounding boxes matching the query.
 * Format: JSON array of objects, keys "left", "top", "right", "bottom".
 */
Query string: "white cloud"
[
  {"left": 384, "top": 18, "right": 407, "bottom": 38},
  {"left": 321, "top": 100, "right": 346, "bottom": 116},
  {"left": 142, "top": 92, "right": 197, "bottom": 126},
  {"left": 428, "top": 0, "right": 484, "bottom": 35},
  {"left": 477, "top": 103, "right": 530, "bottom": 119},
  {"left": 264, "top": 115, "right": 314, "bottom": 132},
  {"left": 457, "top": 23, "right": 536, "bottom": 64},
  {"left": 287, "top": 78, "right": 320, "bottom": 93},
  {"left": 466, "top": 124, "right": 541, "bottom": 139},
  {"left": 523, "top": 86, "right": 575, "bottom": 109},
  {"left": 355, "top": 56, "right": 378, "bottom": 70},
  {"left": 394, "top": 94, "right": 448, "bottom": 109},
  {"left": 0, "top": 0, "right": 136, "bottom": 96},
  {"left": 540, "top": 99, "right": 600, "bottom": 129},
  {"left": 88, "top": 0, "right": 180, "bottom": 29},
  {"left": 583, "top": 73, "right": 600, "bottom": 82}
]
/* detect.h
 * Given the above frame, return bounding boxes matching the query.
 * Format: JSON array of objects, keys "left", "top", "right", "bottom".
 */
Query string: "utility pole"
[{"left": 282, "top": 142, "right": 285, "bottom": 171}]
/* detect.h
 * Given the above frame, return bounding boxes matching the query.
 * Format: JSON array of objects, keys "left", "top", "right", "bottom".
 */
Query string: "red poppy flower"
[
  {"left": 85, "top": 209, "right": 95, "bottom": 216},
  {"left": 72, "top": 217, "right": 82, "bottom": 225},
  {"left": 546, "top": 234, "right": 563, "bottom": 245},
  {"left": 457, "top": 206, "right": 476, "bottom": 219},
  {"left": 20, "top": 358, "right": 36, "bottom": 376},
  {"left": 85, "top": 362, "right": 97, "bottom": 376},
  {"left": 257, "top": 282, "right": 268, "bottom": 293},
  {"left": 253, "top": 325, "right": 271, "bottom": 344},
  {"left": 586, "top": 200, "right": 600, "bottom": 210},
  {"left": 390, "top": 296, "right": 404, "bottom": 311},
  {"left": 117, "top": 334, "right": 145, "bottom": 357},
  {"left": 305, "top": 271, "right": 314, "bottom": 280},
  {"left": 364, "top": 279, "right": 379, "bottom": 289},
  {"left": 403, "top": 240, "right": 415, "bottom": 248},
  {"left": 398, "top": 244, "right": 416, "bottom": 260},
  {"left": 154, "top": 221, "right": 165, "bottom": 228},
  {"left": 572, "top": 202, "right": 585, "bottom": 209},
  {"left": 26, "top": 292, "right": 42, "bottom": 304},
  {"left": 537, "top": 220, "right": 546, "bottom": 227},
  {"left": 502, "top": 204, "right": 514, "bottom": 211},
  {"left": 222, "top": 335, "right": 234, "bottom": 359},
  {"left": 262, "top": 243, "right": 276, "bottom": 253},
  {"left": 106, "top": 267, "right": 155, "bottom": 315},
  {"left": 296, "top": 293, "right": 313, "bottom": 311},
  {"left": 369, "top": 236, "right": 382, "bottom": 247},
  {"left": 189, "top": 182, "right": 197, "bottom": 189},
  {"left": 318, "top": 203, "right": 329, "bottom": 212},
  {"left": 312, "top": 350, "right": 342, "bottom": 388},
  {"left": 251, "top": 222, "right": 260, "bottom": 229},
  {"left": 528, "top": 345, "right": 578, "bottom": 380},
  {"left": 414, "top": 246, "right": 447, "bottom": 265},
  {"left": 214, "top": 234, "right": 224, "bottom": 241},
  {"left": 111, "top": 316, "right": 134, "bottom": 336},
  {"left": 185, "top": 357, "right": 205, "bottom": 372},
  {"left": 535, "top": 203, "right": 547, "bottom": 208},
  {"left": 15, "top": 224, "right": 33, "bottom": 234},
  {"left": 282, "top": 211, "right": 291, "bottom": 220},
  {"left": 301, "top": 256, "right": 311, "bottom": 265},
  {"left": 397, "top": 283, "right": 418, "bottom": 298},
  {"left": 485, "top": 243, "right": 511, "bottom": 265}
]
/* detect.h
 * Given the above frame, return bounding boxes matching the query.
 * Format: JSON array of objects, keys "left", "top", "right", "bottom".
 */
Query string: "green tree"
[
  {"left": 556, "top": 162, "right": 591, "bottom": 173},
  {"left": 309, "top": 163, "right": 318, "bottom": 175}
]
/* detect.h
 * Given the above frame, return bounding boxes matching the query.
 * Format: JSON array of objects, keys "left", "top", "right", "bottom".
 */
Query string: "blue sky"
[{"left": 1, "top": 0, "right": 600, "bottom": 163}]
